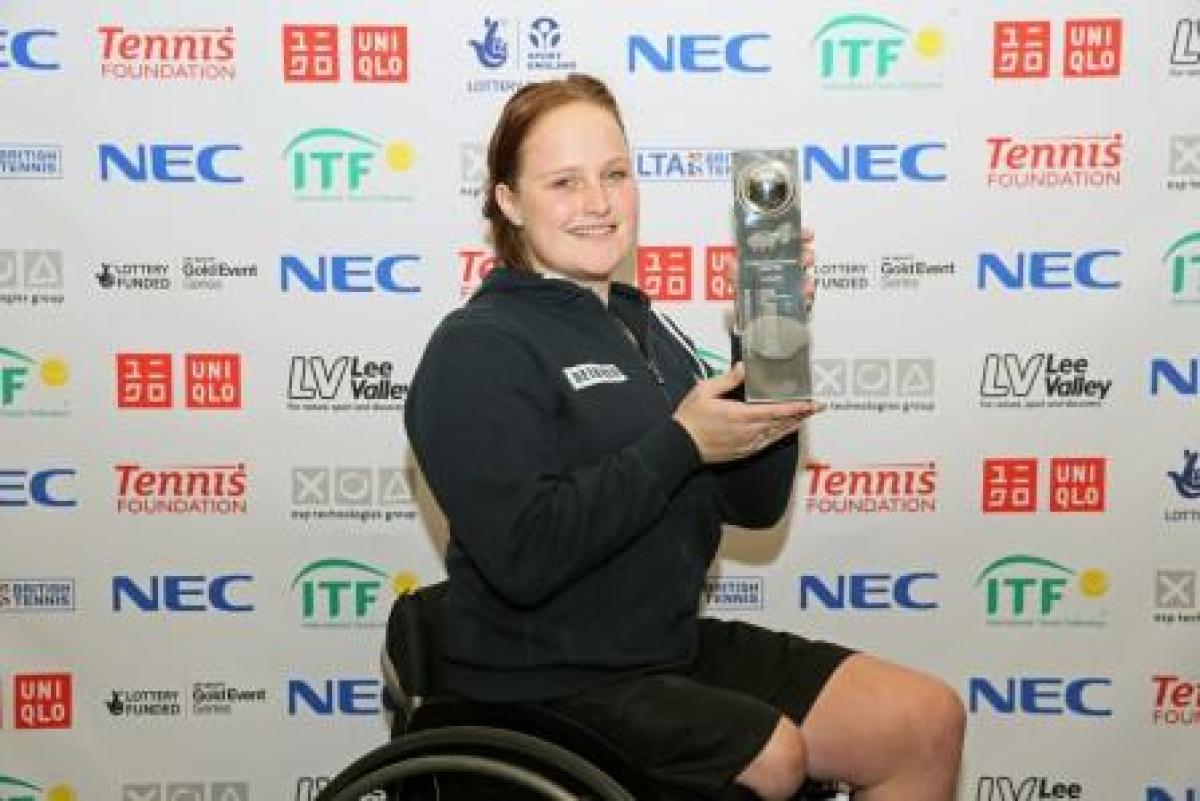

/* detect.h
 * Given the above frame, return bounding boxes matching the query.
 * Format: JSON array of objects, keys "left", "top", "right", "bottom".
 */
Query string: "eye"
[{"left": 606, "top": 168, "right": 629, "bottom": 180}]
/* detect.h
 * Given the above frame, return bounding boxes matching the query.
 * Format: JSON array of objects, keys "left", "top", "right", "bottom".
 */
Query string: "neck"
[{"left": 534, "top": 267, "right": 610, "bottom": 303}]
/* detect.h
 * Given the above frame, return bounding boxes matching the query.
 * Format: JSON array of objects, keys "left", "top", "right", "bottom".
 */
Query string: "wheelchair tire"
[{"left": 315, "top": 724, "right": 637, "bottom": 801}]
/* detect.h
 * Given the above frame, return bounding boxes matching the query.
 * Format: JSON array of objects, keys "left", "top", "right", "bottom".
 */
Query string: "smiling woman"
[{"left": 402, "top": 73, "right": 964, "bottom": 801}]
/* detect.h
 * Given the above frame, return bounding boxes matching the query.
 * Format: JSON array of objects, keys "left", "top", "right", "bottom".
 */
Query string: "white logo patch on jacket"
[{"left": 563, "top": 363, "right": 628, "bottom": 391}]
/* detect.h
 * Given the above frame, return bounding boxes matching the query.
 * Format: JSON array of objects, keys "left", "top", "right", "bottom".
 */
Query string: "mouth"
[{"left": 567, "top": 223, "right": 619, "bottom": 238}]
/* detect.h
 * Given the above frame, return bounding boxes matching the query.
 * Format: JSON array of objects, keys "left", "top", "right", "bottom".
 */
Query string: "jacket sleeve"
[
  {"left": 405, "top": 317, "right": 701, "bottom": 609},
  {"left": 713, "top": 434, "right": 799, "bottom": 529},
  {"left": 712, "top": 330, "right": 800, "bottom": 528}
]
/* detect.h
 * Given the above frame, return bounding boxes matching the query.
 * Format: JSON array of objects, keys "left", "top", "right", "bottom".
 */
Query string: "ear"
[{"left": 494, "top": 182, "right": 523, "bottom": 227}]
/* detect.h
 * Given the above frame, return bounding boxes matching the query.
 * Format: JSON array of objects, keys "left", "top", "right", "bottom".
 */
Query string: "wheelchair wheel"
[{"left": 315, "top": 724, "right": 636, "bottom": 801}]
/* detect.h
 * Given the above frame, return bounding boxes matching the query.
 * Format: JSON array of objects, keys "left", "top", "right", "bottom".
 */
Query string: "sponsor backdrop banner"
[{"left": 3, "top": 1, "right": 1199, "bottom": 799}]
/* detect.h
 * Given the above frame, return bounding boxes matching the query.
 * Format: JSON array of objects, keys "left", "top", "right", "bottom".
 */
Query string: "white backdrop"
[{"left": 3, "top": 2, "right": 1199, "bottom": 800}]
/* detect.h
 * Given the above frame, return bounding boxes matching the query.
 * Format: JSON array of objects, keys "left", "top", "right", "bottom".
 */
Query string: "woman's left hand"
[{"left": 801, "top": 226, "right": 816, "bottom": 315}]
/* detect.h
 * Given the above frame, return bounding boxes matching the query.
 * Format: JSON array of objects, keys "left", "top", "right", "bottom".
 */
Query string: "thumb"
[{"left": 701, "top": 361, "right": 745, "bottom": 396}]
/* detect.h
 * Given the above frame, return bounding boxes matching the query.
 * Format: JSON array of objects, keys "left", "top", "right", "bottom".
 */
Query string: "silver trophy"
[{"left": 732, "top": 149, "right": 811, "bottom": 402}]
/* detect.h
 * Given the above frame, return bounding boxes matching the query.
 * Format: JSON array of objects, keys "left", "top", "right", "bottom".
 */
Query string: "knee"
[
  {"left": 908, "top": 678, "right": 966, "bottom": 765},
  {"left": 739, "top": 716, "right": 807, "bottom": 801}
]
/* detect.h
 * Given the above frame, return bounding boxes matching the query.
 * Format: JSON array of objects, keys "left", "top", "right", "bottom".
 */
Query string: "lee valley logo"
[
  {"left": 287, "top": 355, "right": 407, "bottom": 412},
  {"left": 980, "top": 352, "right": 1112, "bottom": 408}
]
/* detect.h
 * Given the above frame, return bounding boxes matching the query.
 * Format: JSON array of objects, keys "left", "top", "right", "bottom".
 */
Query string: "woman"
[{"left": 405, "top": 73, "right": 965, "bottom": 801}]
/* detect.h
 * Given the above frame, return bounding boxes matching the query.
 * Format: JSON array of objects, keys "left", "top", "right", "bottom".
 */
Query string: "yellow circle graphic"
[
  {"left": 41, "top": 358, "right": 70, "bottom": 387},
  {"left": 384, "top": 141, "right": 415, "bottom": 172},
  {"left": 392, "top": 572, "right": 419, "bottom": 595},
  {"left": 914, "top": 27, "right": 945, "bottom": 60},
  {"left": 1078, "top": 569, "right": 1109, "bottom": 598},
  {"left": 47, "top": 785, "right": 77, "bottom": 801}
]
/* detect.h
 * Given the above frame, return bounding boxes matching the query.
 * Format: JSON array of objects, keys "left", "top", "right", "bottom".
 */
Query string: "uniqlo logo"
[
  {"left": 117, "top": 353, "right": 172, "bottom": 409},
  {"left": 705, "top": 246, "right": 736, "bottom": 301},
  {"left": 283, "top": 24, "right": 340, "bottom": 82},
  {"left": 993, "top": 21, "right": 1052, "bottom": 78},
  {"left": 184, "top": 353, "right": 242, "bottom": 409},
  {"left": 351, "top": 25, "right": 408, "bottom": 82},
  {"left": 982, "top": 457, "right": 1038, "bottom": 512},
  {"left": 1063, "top": 19, "right": 1122, "bottom": 77},
  {"left": 13, "top": 673, "right": 72, "bottom": 730},
  {"left": 1049, "top": 456, "right": 1106, "bottom": 512},
  {"left": 637, "top": 246, "right": 692, "bottom": 301}
]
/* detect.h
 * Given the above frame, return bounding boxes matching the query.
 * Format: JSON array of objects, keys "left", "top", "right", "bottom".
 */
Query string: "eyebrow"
[{"left": 530, "top": 155, "right": 632, "bottom": 181}]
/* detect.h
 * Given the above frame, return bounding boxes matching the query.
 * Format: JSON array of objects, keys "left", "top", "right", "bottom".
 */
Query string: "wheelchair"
[{"left": 316, "top": 582, "right": 852, "bottom": 801}]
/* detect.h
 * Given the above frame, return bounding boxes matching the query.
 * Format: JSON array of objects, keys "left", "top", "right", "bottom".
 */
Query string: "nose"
[{"left": 580, "top": 178, "right": 611, "bottom": 215}]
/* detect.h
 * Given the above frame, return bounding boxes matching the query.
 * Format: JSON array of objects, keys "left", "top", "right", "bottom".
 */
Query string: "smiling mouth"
[{"left": 568, "top": 223, "right": 618, "bottom": 237}]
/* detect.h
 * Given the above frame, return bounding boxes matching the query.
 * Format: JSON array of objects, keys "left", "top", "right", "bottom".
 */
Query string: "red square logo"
[
  {"left": 1063, "top": 19, "right": 1122, "bottom": 78},
  {"left": 704, "top": 246, "right": 736, "bottom": 301},
  {"left": 993, "top": 21, "right": 1051, "bottom": 78},
  {"left": 283, "top": 24, "right": 340, "bottom": 82},
  {"left": 351, "top": 25, "right": 408, "bottom": 83},
  {"left": 1049, "top": 457, "right": 1106, "bottom": 512},
  {"left": 116, "top": 353, "right": 172, "bottom": 409},
  {"left": 982, "top": 457, "right": 1038, "bottom": 512},
  {"left": 184, "top": 353, "right": 241, "bottom": 409},
  {"left": 13, "top": 673, "right": 72, "bottom": 729},
  {"left": 637, "top": 246, "right": 692, "bottom": 301}
]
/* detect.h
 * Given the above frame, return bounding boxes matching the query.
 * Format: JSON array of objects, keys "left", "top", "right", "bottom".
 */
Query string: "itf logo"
[
  {"left": 0, "top": 347, "right": 69, "bottom": 418},
  {"left": 116, "top": 353, "right": 241, "bottom": 410},
  {"left": 283, "top": 128, "right": 414, "bottom": 201},
  {"left": 811, "top": 13, "right": 945, "bottom": 88},
  {"left": 291, "top": 558, "right": 414, "bottom": 628},
  {"left": 282, "top": 24, "right": 407, "bottom": 83},
  {"left": 1164, "top": 231, "right": 1200, "bottom": 304},
  {"left": 975, "top": 554, "right": 1109, "bottom": 627},
  {"left": 982, "top": 456, "right": 1105, "bottom": 513},
  {"left": 993, "top": 19, "right": 1122, "bottom": 79}
]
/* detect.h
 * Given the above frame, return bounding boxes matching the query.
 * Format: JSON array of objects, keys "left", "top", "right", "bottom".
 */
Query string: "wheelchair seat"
[{"left": 315, "top": 581, "right": 850, "bottom": 801}]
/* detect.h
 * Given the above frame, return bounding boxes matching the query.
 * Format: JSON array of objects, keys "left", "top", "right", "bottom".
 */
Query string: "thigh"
[
  {"left": 546, "top": 671, "right": 779, "bottom": 798},
  {"left": 690, "top": 616, "right": 854, "bottom": 728}
]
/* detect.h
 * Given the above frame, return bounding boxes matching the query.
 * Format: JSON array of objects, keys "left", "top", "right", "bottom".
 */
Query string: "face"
[{"left": 496, "top": 102, "right": 638, "bottom": 288}]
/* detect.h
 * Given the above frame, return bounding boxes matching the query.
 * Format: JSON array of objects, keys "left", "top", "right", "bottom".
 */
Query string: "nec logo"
[
  {"left": 280, "top": 254, "right": 420, "bottom": 293},
  {"left": 799, "top": 572, "right": 938, "bottom": 610},
  {"left": 0, "top": 29, "right": 59, "bottom": 70},
  {"left": 1151, "top": 357, "right": 1199, "bottom": 396},
  {"left": 968, "top": 676, "right": 1112, "bottom": 717},
  {"left": 1147, "top": 786, "right": 1199, "bottom": 801},
  {"left": 111, "top": 574, "right": 254, "bottom": 612},
  {"left": 978, "top": 250, "right": 1120, "bottom": 290},
  {"left": 804, "top": 142, "right": 945, "bottom": 182},
  {"left": 287, "top": 678, "right": 381, "bottom": 716},
  {"left": 99, "top": 143, "right": 244, "bottom": 184},
  {"left": 0, "top": 468, "right": 76, "bottom": 508},
  {"left": 628, "top": 33, "right": 771, "bottom": 73}
]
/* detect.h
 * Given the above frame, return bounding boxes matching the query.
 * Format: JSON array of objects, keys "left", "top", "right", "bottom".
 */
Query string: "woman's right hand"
[{"left": 673, "top": 363, "right": 822, "bottom": 464}]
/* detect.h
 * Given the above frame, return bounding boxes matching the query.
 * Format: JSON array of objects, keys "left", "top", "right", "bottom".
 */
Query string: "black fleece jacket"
[{"left": 404, "top": 266, "right": 798, "bottom": 702}]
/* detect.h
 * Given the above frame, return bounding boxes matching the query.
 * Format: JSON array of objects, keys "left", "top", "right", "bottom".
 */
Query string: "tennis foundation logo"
[{"left": 802, "top": 460, "right": 937, "bottom": 514}]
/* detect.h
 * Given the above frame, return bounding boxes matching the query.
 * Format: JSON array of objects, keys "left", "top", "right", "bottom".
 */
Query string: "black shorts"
[{"left": 545, "top": 617, "right": 854, "bottom": 798}]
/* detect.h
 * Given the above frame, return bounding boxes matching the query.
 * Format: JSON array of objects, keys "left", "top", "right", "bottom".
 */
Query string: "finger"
[
  {"left": 701, "top": 361, "right": 745, "bottom": 397},
  {"left": 802, "top": 245, "right": 815, "bottom": 268},
  {"left": 800, "top": 226, "right": 814, "bottom": 243}
]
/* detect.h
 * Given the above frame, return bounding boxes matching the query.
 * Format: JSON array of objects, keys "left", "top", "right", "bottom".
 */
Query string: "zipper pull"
[{"left": 647, "top": 358, "right": 665, "bottom": 385}]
